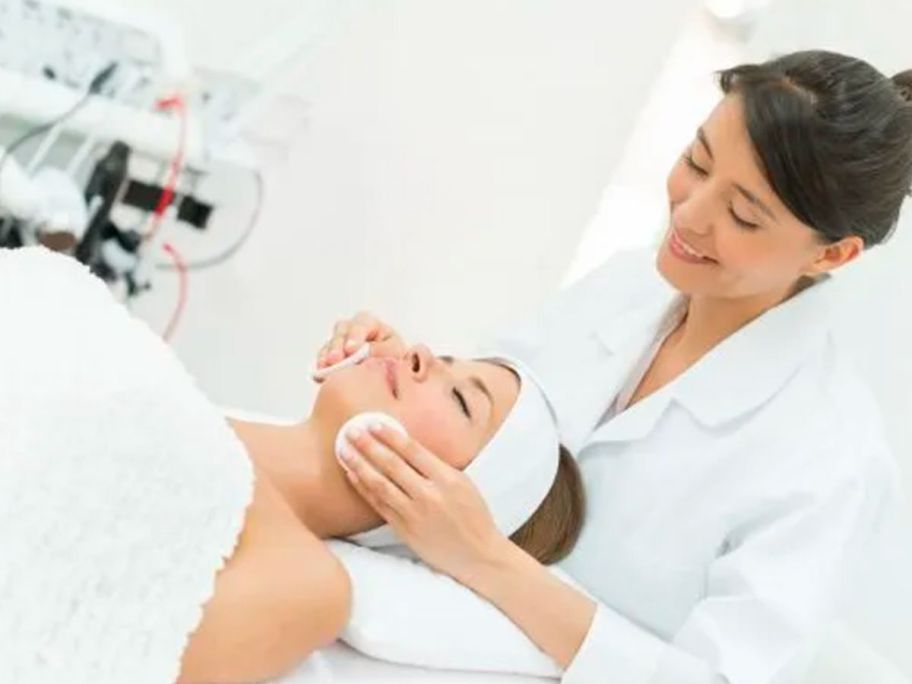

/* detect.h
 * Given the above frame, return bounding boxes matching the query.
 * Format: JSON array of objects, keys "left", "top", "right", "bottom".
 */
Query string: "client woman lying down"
[{"left": 179, "top": 345, "right": 585, "bottom": 683}]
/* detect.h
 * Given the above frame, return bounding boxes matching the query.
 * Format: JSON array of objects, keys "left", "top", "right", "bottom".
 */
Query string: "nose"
[
  {"left": 672, "top": 182, "right": 716, "bottom": 236},
  {"left": 404, "top": 344, "right": 435, "bottom": 382}
]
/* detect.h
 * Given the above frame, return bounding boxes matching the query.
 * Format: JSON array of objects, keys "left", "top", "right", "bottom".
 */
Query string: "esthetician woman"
[{"left": 318, "top": 51, "right": 911, "bottom": 683}]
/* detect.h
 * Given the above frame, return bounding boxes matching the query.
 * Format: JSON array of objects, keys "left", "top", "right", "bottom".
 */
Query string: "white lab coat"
[{"left": 486, "top": 247, "right": 901, "bottom": 684}]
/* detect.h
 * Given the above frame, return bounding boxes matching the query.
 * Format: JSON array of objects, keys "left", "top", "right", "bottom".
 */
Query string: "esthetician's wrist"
[{"left": 459, "top": 533, "right": 530, "bottom": 599}]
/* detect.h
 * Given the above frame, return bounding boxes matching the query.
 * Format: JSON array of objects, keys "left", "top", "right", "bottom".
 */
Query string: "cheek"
[
  {"left": 666, "top": 159, "right": 691, "bottom": 206},
  {"left": 398, "top": 402, "right": 475, "bottom": 470},
  {"left": 311, "top": 367, "right": 391, "bottom": 428}
]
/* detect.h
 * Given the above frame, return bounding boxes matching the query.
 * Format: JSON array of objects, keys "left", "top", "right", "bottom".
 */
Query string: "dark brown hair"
[
  {"left": 509, "top": 445, "right": 586, "bottom": 565},
  {"left": 717, "top": 50, "right": 912, "bottom": 248}
]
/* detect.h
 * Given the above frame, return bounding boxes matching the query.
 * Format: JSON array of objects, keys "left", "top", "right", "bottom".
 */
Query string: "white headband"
[{"left": 347, "top": 354, "right": 561, "bottom": 556}]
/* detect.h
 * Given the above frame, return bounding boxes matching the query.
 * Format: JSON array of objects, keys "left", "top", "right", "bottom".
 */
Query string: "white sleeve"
[{"left": 562, "top": 466, "right": 891, "bottom": 684}]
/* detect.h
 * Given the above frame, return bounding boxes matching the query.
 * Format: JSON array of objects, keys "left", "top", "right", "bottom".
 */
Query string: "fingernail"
[
  {"left": 345, "top": 340, "right": 357, "bottom": 350},
  {"left": 369, "top": 422, "right": 385, "bottom": 434},
  {"left": 338, "top": 446, "right": 353, "bottom": 462},
  {"left": 347, "top": 427, "right": 363, "bottom": 440}
]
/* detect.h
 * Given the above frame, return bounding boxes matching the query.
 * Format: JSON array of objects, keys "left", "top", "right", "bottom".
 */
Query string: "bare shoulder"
[{"left": 176, "top": 467, "right": 351, "bottom": 684}]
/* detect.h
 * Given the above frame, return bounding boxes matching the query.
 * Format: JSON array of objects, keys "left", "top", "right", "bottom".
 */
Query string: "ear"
[{"left": 806, "top": 236, "right": 864, "bottom": 276}]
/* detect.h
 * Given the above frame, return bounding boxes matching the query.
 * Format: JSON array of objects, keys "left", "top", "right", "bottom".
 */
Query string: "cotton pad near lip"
[
  {"left": 335, "top": 412, "right": 409, "bottom": 469},
  {"left": 312, "top": 342, "right": 371, "bottom": 381}
]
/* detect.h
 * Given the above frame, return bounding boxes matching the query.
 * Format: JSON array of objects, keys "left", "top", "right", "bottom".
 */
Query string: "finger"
[
  {"left": 343, "top": 323, "right": 369, "bottom": 353},
  {"left": 346, "top": 427, "right": 428, "bottom": 499},
  {"left": 342, "top": 466, "right": 406, "bottom": 526},
  {"left": 351, "top": 311, "right": 380, "bottom": 334},
  {"left": 351, "top": 312, "right": 392, "bottom": 348},
  {"left": 320, "top": 344, "right": 345, "bottom": 367},
  {"left": 367, "top": 424, "right": 452, "bottom": 482},
  {"left": 339, "top": 439, "right": 413, "bottom": 512},
  {"left": 323, "top": 329, "right": 350, "bottom": 365},
  {"left": 345, "top": 470, "right": 403, "bottom": 529},
  {"left": 368, "top": 338, "right": 406, "bottom": 359},
  {"left": 370, "top": 321, "right": 397, "bottom": 343},
  {"left": 353, "top": 311, "right": 401, "bottom": 343},
  {"left": 316, "top": 343, "right": 332, "bottom": 369}
]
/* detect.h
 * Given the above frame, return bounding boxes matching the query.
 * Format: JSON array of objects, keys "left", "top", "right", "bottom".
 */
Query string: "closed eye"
[
  {"left": 452, "top": 387, "right": 472, "bottom": 420},
  {"left": 683, "top": 152, "right": 708, "bottom": 177},
  {"left": 685, "top": 150, "right": 761, "bottom": 230},
  {"left": 728, "top": 205, "right": 760, "bottom": 229}
]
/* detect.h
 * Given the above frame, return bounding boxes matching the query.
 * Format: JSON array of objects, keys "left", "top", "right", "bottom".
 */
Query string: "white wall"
[
  {"left": 127, "top": 0, "right": 699, "bottom": 417},
  {"left": 747, "top": 0, "right": 912, "bottom": 75},
  {"left": 562, "top": 10, "right": 748, "bottom": 285}
]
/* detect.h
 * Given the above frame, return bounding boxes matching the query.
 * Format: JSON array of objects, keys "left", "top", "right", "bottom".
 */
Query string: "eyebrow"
[
  {"left": 439, "top": 355, "right": 494, "bottom": 412},
  {"left": 734, "top": 183, "right": 777, "bottom": 221},
  {"left": 469, "top": 376, "right": 494, "bottom": 407},
  {"left": 697, "top": 126, "right": 777, "bottom": 221},
  {"left": 696, "top": 127, "right": 714, "bottom": 159}
]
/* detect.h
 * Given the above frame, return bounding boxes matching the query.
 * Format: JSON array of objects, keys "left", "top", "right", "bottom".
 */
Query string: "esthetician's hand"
[
  {"left": 316, "top": 311, "right": 407, "bottom": 371},
  {"left": 339, "top": 422, "right": 507, "bottom": 585}
]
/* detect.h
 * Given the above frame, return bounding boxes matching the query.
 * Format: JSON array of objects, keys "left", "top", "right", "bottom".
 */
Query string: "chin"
[
  {"left": 655, "top": 239, "right": 689, "bottom": 290},
  {"left": 312, "top": 367, "right": 394, "bottom": 433},
  {"left": 312, "top": 371, "right": 366, "bottom": 427}
]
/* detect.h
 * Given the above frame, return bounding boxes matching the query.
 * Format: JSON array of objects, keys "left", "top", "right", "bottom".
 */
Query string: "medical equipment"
[
  {"left": 0, "top": 0, "right": 269, "bottom": 338},
  {"left": 0, "top": 61, "right": 115, "bottom": 233},
  {"left": 312, "top": 342, "right": 373, "bottom": 382}
]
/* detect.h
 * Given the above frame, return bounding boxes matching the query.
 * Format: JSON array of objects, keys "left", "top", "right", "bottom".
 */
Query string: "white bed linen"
[{"left": 278, "top": 642, "right": 554, "bottom": 683}]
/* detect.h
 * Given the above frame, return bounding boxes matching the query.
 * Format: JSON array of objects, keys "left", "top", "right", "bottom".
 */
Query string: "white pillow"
[{"left": 327, "top": 539, "right": 589, "bottom": 678}]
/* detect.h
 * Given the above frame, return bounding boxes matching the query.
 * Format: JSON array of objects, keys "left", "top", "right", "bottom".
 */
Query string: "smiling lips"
[{"left": 670, "top": 227, "right": 717, "bottom": 264}]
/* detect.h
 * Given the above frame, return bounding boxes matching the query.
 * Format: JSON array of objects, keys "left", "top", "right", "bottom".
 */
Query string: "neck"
[
  {"left": 670, "top": 279, "right": 809, "bottom": 360},
  {"left": 226, "top": 415, "right": 383, "bottom": 538}
]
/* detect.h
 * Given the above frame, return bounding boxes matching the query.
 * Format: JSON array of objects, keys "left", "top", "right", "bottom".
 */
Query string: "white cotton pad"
[
  {"left": 312, "top": 342, "right": 371, "bottom": 381},
  {"left": 335, "top": 411, "right": 409, "bottom": 469}
]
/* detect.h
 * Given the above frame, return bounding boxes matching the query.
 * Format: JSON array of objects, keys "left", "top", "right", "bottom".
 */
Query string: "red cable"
[
  {"left": 145, "top": 94, "right": 187, "bottom": 242},
  {"left": 162, "top": 241, "right": 188, "bottom": 342}
]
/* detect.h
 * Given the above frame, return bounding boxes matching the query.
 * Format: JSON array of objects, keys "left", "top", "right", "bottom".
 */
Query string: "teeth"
[{"left": 676, "top": 231, "right": 706, "bottom": 259}]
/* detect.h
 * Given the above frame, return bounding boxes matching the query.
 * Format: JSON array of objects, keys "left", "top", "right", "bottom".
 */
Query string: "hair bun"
[{"left": 893, "top": 69, "right": 912, "bottom": 103}]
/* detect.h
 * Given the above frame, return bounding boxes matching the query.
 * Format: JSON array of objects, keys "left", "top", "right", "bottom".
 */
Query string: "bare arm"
[
  {"left": 341, "top": 423, "right": 597, "bottom": 670},
  {"left": 465, "top": 537, "right": 597, "bottom": 668}
]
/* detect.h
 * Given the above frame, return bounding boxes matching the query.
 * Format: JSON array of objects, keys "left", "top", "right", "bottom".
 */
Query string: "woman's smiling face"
[
  {"left": 657, "top": 94, "right": 862, "bottom": 304},
  {"left": 312, "top": 344, "right": 519, "bottom": 469}
]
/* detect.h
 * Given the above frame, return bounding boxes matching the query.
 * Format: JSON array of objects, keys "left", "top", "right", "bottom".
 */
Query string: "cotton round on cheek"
[{"left": 334, "top": 412, "right": 408, "bottom": 469}]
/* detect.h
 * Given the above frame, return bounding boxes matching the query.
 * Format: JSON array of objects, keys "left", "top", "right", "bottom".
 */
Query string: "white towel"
[{"left": 0, "top": 247, "right": 255, "bottom": 684}]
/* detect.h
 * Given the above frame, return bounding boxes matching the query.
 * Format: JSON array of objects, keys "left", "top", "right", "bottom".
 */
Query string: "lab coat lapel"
[
  {"left": 585, "top": 274, "right": 835, "bottom": 447},
  {"left": 583, "top": 289, "right": 684, "bottom": 445},
  {"left": 552, "top": 286, "right": 678, "bottom": 448},
  {"left": 672, "top": 274, "right": 834, "bottom": 426}
]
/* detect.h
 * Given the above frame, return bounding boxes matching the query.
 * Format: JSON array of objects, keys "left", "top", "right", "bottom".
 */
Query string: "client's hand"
[
  {"left": 340, "top": 422, "right": 506, "bottom": 586},
  {"left": 316, "top": 311, "right": 407, "bottom": 371}
]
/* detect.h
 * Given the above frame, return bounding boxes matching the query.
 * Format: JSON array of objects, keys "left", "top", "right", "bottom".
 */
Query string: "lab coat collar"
[{"left": 592, "top": 273, "right": 835, "bottom": 436}]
